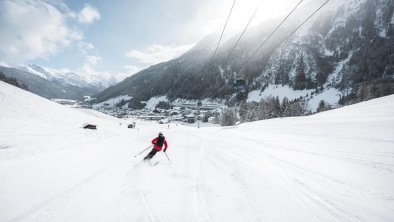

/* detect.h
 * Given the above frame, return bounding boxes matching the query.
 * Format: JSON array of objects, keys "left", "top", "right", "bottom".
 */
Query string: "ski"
[{"left": 147, "top": 160, "right": 159, "bottom": 166}]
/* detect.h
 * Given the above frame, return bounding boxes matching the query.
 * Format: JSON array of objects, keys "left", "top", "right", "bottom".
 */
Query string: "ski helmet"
[{"left": 158, "top": 132, "right": 163, "bottom": 136}]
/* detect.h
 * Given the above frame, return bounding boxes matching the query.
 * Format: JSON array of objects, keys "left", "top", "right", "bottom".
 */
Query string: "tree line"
[{"left": 220, "top": 96, "right": 312, "bottom": 126}]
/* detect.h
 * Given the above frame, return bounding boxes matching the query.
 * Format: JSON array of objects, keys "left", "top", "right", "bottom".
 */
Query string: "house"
[
  {"left": 171, "top": 114, "right": 183, "bottom": 121},
  {"left": 186, "top": 114, "right": 195, "bottom": 123},
  {"left": 128, "top": 122, "right": 136, "bottom": 128},
  {"left": 83, "top": 124, "right": 97, "bottom": 130},
  {"left": 208, "top": 117, "right": 216, "bottom": 123},
  {"left": 158, "top": 118, "right": 170, "bottom": 124}
]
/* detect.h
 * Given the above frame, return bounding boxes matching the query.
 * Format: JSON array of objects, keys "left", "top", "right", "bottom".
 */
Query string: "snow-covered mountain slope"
[
  {"left": 0, "top": 65, "right": 104, "bottom": 100},
  {"left": 0, "top": 81, "right": 126, "bottom": 161},
  {"left": 260, "top": 0, "right": 393, "bottom": 87},
  {"left": 18, "top": 64, "right": 109, "bottom": 89},
  {"left": 95, "top": 0, "right": 393, "bottom": 109},
  {"left": 1, "top": 81, "right": 394, "bottom": 222}
]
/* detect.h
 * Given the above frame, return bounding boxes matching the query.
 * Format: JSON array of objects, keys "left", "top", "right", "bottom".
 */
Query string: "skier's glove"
[{"left": 164, "top": 148, "right": 167, "bottom": 152}]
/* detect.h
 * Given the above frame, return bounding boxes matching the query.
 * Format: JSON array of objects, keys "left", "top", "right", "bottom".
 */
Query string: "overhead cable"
[
  {"left": 210, "top": 0, "right": 237, "bottom": 64},
  {"left": 240, "top": 0, "right": 304, "bottom": 70},
  {"left": 225, "top": 0, "right": 264, "bottom": 63}
]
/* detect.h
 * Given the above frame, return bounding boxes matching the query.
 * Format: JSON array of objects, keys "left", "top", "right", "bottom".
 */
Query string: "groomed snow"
[
  {"left": 144, "top": 95, "right": 168, "bottom": 110},
  {"left": 1, "top": 81, "right": 394, "bottom": 222},
  {"left": 93, "top": 95, "right": 132, "bottom": 108},
  {"left": 247, "top": 84, "right": 313, "bottom": 102},
  {"left": 308, "top": 88, "right": 341, "bottom": 112}
]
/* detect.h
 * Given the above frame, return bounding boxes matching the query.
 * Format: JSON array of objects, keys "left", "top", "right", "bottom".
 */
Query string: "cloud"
[
  {"left": 0, "top": 0, "right": 100, "bottom": 65},
  {"left": 78, "top": 55, "right": 130, "bottom": 85},
  {"left": 115, "top": 70, "right": 135, "bottom": 82},
  {"left": 81, "top": 55, "right": 102, "bottom": 74},
  {"left": 78, "top": 41, "right": 94, "bottom": 54},
  {"left": 77, "top": 4, "right": 101, "bottom": 24},
  {"left": 78, "top": 55, "right": 113, "bottom": 85},
  {"left": 87, "top": 55, "right": 101, "bottom": 65},
  {"left": 125, "top": 43, "right": 195, "bottom": 66},
  {"left": 0, "top": 61, "right": 10, "bottom": 67},
  {"left": 0, "top": 0, "right": 78, "bottom": 64},
  {"left": 124, "top": 65, "right": 142, "bottom": 75}
]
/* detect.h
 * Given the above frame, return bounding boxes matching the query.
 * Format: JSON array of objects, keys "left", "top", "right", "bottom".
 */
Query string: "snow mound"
[{"left": 0, "top": 81, "right": 124, "bottom": 160}]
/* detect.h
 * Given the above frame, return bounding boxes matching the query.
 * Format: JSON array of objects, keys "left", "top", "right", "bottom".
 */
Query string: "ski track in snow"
[
  {"left": 214, "top": 127, "right": 394, "bottom": 220},
  {"left": 8, "top": 138, "right": 135, "bottom": 222},
  {"left": 2, "top": 126, "right": 394, "bottom": 222},
  {"left": 208, "top": 137, "right": 384, "bottom": 222},
  {"left": 1, "top": 82, "right": 394, "bottom": 222}
]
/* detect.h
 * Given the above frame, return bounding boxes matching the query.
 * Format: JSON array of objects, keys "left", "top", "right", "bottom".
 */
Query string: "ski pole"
[
  {"left": 134, "top": 145, "right": 153, "bottom": 157},
  {"left": 164, "top": 152, "right": 171, "bottom": 164}
]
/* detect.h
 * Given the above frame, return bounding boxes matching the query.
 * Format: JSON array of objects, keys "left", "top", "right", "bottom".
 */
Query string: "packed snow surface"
[
  {"left": 1, "top": 81, "right": 394, "bottom": 222},
  {"left": 144, "top": 95, "right": 168, "bottom": 110},
  {"left": 308, "top": 88, "right": 341, "bottom": 112},
  {"left": 93, "top": 95, "right": 132, "bottom": 108},
  {"left": 247, "top": 84, "right": 313, "bottom": 102}
]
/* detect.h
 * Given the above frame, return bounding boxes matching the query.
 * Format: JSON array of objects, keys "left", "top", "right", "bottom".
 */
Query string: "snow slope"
[
  {"left": 247, "top": 84, "right": 313, "bottom": 103},
  {"left": 1, "top": 81, "right": 394, "bottom": 222}
]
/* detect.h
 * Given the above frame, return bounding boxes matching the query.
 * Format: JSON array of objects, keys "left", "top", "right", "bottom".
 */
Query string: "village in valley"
[
  {"left": 53, "top": 96, "right": 224, "bottom": 127},
  {"left": 96, "top": 101, "right": 223, "bottom": 126}
]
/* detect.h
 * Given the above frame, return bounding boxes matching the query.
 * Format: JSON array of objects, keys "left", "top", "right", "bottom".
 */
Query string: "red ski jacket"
[{"left": 151, "top": 137, "right": 168, "bottom": 151}]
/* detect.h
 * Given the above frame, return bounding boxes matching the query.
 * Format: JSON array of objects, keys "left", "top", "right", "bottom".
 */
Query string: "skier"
[{"left": 144, "top": 132, "right": 168, "bottom": 161}]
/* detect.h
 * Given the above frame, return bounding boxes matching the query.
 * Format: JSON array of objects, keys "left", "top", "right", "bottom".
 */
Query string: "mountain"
[
  {"left": 18, "top": 64, "right": 108, "bottom": 89},
  {"left": 94, "top": 0, "right": 394, "bottom": 110},
  {"left": 257, "top": 0, "right": 394, "bottom": 104},
  {"left": 0, "top": 65, "right": 105, "bottom": 100},
  {"left": 1, "top": 80, "right": 394, "bottom": 221}
]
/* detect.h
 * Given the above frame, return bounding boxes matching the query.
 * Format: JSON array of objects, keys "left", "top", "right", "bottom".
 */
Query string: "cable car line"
[
  {"left": 225, "top": 0, "right": 264, "bottom": 63},
  {"left": 277, "top": 0, "right": 330, "bottom": 49},
  {"left": 239, "top": 0, "right": 304, "bottom": 71},
  {"left": 232, "top": 0, "right": 330, "bottom": 94},
  {"left": 210, "top": 0, "right": 237, "bottom": 64},
  {"left": 231, "top": 0, "right": 303, "bottom": 94}
]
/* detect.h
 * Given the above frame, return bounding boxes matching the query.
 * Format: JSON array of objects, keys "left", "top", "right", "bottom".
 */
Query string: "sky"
[{"left": 0, "top": 0, "right": 307, "bottom": 83}]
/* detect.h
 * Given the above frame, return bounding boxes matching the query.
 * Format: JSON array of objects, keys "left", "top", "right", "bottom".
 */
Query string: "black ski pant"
[{"left": 144, "top": 149, "right": 158, "bottom": 160}]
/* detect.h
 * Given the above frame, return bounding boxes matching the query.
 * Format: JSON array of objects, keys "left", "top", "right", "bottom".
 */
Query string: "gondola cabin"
[{"left": 233, "top": 79, "right": 246, "bottom": 93}]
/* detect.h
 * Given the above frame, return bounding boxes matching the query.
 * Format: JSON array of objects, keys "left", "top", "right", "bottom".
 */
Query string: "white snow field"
[{"left": 1, "top": 81, "right": 394, "bottom": 222}]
